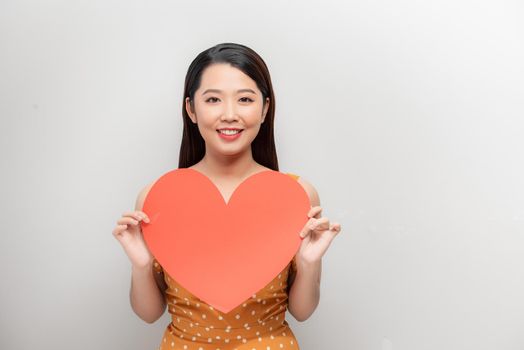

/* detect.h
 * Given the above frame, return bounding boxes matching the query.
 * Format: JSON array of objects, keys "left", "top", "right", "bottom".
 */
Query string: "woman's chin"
[{"left": 212, "top": 144, "right": 250, "bottom": 157}]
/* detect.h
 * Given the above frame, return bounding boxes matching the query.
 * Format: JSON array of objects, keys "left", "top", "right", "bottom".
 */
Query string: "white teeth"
[{"left": 219, "top": 129, "right": 241, "bottom": 135}]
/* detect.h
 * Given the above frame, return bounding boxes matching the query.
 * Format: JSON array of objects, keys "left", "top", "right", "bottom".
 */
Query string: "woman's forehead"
[{"left": 199, "top": 64, "right": 258, "bottom": 92}]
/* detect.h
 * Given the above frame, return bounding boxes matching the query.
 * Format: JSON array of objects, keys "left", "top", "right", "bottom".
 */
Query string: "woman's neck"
[{"left": 194, "top": 149, "right": 264, "bottom": 179}]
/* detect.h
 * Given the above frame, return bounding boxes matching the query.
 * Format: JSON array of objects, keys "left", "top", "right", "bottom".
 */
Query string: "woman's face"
[{"left": 186, "top": 63, "right": 269, "bottom": 157}]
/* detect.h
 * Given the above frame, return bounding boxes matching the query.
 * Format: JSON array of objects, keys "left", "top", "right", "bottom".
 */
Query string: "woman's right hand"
[{"left": 112, "top": 210, "right": 153, "bottom": 268}]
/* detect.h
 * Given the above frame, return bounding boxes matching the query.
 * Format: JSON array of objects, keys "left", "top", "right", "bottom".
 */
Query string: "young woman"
[{"left": 112, "top": 42, "right": 342, "bottom": 350}]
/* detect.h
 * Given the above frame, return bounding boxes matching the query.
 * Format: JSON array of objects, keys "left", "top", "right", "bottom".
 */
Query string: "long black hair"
[{"left": 178, "top": 43, "right": 278, "bottom": 171}]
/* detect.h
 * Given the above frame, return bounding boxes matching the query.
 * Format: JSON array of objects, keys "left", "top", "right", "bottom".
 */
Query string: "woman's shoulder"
[
  {"left": 293, "top": 174, "right": 320, "bottom": 207},
  {"left": 135, "top": 181, "right": 156, "bottom": 211}
]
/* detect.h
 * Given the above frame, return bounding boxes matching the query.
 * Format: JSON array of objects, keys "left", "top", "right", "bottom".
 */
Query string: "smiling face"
[{"left": 185, "top": 63, "right": 270, "bottom": 157}]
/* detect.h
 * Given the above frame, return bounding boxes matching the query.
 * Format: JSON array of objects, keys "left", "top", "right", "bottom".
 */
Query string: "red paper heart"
[{"left": 141, "top": 168, "right": 310, "bottom": 313}]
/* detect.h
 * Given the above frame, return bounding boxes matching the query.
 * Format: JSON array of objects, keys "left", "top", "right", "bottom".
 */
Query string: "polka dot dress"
[{"left": 153, "top": 173, "right": 302, "bottom": 350}]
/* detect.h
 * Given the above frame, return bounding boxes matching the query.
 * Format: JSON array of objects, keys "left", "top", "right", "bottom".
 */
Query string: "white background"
[{"left": 1, "top": 1, "right": 523, "bottom": 349}]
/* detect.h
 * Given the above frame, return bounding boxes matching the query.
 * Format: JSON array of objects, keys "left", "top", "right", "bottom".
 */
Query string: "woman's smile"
[{"left": 217, "top": 128, "right": 244, "bottom": 141}]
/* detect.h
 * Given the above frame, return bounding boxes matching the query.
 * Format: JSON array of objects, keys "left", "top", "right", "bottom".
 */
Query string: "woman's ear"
[
  {"left": 185, "top": 97, "right": 197, "bottom": 124},
  {"left": 261, "top": 97, "right": 270, "bottom": 123}
]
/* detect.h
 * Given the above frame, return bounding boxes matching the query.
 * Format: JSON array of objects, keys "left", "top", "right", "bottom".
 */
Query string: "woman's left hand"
[{"left": 296, "top": 206, "right": 342, "bottom": 264}]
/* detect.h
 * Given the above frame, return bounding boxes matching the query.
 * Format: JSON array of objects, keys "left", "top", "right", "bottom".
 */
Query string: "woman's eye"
[{"left": 205, "top": 97, "right": 253, "bottom": 103}]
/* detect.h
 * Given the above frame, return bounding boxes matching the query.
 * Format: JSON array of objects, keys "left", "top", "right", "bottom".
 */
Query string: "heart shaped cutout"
[{"left": 141, "top": 168, "right": 311, "bottom": 313}]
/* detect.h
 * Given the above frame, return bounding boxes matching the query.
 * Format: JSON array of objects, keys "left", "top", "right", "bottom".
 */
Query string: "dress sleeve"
[
  {"left": 152, "top": 257, "right": 164, "bottom": 275},
  {"left": 286, "top": 256, "right": 298, "bottom": 295},
  {"left": 286, "top": 173, "right": 300, "bottom": 181},
  {"left": 290, "top": 255, "right": 298, "bottom": 275}
]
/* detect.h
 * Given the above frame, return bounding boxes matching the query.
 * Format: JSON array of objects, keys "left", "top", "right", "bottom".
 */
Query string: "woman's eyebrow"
[{"left": 202, "top": 88, "right": 256, "bottom": 95}]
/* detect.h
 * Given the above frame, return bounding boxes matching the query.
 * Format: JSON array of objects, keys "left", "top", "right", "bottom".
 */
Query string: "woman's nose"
[{"left": 221, "top": 102, "right": 239, "bottom": 121}]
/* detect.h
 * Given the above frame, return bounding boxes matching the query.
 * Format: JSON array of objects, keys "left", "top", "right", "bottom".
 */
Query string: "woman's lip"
[
  {"left": 216, "top": 130, "right": 244, "bottom": 134},
  {"left": 217, "top": 129, "right": 243, "bottom": 140}
]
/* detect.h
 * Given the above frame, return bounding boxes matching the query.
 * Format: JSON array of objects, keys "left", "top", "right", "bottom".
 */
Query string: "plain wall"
[{"left": 1, "top": 0, "right": 523, "bottom": 349}]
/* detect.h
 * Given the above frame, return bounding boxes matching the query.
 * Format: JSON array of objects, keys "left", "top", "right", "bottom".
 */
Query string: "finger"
[
  {"left": 122, "top": 211, "right": 140, "bottom": 219},
  {"left": 310, "top": 217, "right": 330, "bottom": 231},
  {"left": 122, "top": 211, "right": 149, "bottom": 223},
  {"left": 136, "top": 210, "right": 150, "bottom": 223},
  {"left": 329, "top": 222, "right": 342, "bottom": 235},
  {"left": 316, "top": 223, "right": 340, "bottom": 243},
  {"left": 112, "top": 224, "right": 128, "bottom": 236},
  {"left": 307, "top": 206, "right": 322, "bottom": 218},
  {"left": 299, "top": 217, "right": 316, "bottom": 238},
  {"left": 117, "top": 217, "right": 139, "bottom": 226}
]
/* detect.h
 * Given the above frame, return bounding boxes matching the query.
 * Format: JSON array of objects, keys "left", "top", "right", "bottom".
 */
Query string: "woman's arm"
[
  {"left": 288, "top": 178, "right": 322, "bottom": 322},
  {"left": 288, "top": 258, "right": 322, "bottom": 322},
  {"left": 129, "top": 183, "right": 168, "bottom": 323},
  {"left": 130, "top": 262, "right": 167, "bottom": 323}
]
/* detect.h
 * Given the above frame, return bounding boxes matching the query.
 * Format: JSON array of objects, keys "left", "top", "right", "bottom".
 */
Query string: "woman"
[{"left": 112, "top": 42, "right": 342, "bottom": 350}]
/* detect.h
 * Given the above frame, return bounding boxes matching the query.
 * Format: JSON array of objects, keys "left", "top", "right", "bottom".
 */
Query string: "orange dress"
[{"left": 152, "top": 172, "right": 302, "bottom": 350}]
